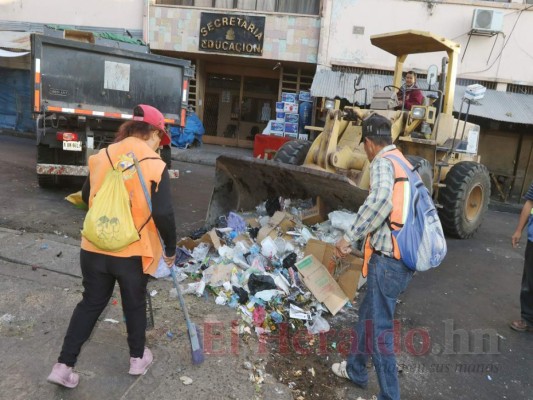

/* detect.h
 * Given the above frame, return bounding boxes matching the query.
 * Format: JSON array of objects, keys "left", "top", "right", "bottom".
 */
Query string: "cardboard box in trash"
[
  {"left": 177, "top": 229, "right": 222, "bottom": 251},
  {"left": 299, "top": 197, "right": 327, "bottom": 225},
  {"left": 257, "top": 211, "right": 296, "bottom": 243},
  {"left": 304, "top": 239, "right": 363, "bottom": 301},
  {"left": 295, "top": 254, "right": 349, "bottom": 315}
]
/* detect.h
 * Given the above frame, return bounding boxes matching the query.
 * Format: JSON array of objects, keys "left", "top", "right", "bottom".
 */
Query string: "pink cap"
[{"left": 133, "top": 104, "right": 170, "bottom": 146}]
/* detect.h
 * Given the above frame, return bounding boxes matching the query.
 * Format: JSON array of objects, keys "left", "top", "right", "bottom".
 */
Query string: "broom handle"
[
  {"left": 132, "top": 154, "right": 195, "bottom": 331},
  {"left": 170, "top": 267, "right": 194, "bottom": 327}
]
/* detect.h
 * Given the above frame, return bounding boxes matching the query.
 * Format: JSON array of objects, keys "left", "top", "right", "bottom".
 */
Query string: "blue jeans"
[{"left": 346, "top": 253, "right": 414, "bottom": 400}]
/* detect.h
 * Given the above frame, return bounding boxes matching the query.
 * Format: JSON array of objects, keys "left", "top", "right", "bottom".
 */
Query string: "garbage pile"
[{"left": 157, "top": 197, "right": 364, "bottom": 337}]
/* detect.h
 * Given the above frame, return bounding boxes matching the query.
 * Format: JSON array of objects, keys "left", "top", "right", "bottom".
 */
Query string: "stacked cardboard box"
[
  {"left": 281, "top": 92, "right": 299, "bottom": 139},
  {"left": 271, "top": 91, "right": 313, "bottom": 140}
]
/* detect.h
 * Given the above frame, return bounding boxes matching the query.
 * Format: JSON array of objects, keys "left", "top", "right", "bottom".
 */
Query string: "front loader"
[{"left": 207, "top": 30, "right": 491, "bottom": 239}]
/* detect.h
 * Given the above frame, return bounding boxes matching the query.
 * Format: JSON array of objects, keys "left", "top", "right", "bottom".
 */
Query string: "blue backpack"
[{"left": 385, "top": 154, "right": 447, "bottom": 272}]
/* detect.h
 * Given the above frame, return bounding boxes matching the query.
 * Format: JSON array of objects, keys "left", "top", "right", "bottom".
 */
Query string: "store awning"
[
  {"left": 454, "top": 86, "right": 533, "bottom": 125},
  {"left": 0, "top": 49, "right": 29, "bottom": 57},
  {"left": 310, "top": 69, "right": 393, "bottom": 105},
  {"left": 311, "top": 69, "right": 533, "bottom": 125}
]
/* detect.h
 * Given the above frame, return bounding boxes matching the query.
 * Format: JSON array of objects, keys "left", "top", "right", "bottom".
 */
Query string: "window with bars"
[
  {"left": 455, "top": 78, "right": 497, "bottom": 90},
  {"left": 507, "top": 84, "right": 533, "bottom": 95},
  {"left": 155, "top": 0, "right": 320, "bottom": 15}
]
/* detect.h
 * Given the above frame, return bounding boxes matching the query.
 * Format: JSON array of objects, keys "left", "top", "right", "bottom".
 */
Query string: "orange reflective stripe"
[
  {"left": 181, "top": 108, "right": 186, "bottom": 127},
  {"left": 104, "top": 112, "right": 122, "bottom": 119},
  {"left": 362, "top": 236, "right": 372, "bottom": 278},
  {"left": 383, "top": 149, "right": 414, "bottom": 262},
  {"left": 34, "top": 90, "right": 40, "bottom": 111},
  {"left": 75, "top": 109, "right": 93, "bottom": 115}
]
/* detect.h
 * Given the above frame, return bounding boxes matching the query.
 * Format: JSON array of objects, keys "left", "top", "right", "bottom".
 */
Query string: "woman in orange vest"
[
  {"left": 331, "top": 114, "right": 415, "bottom": 400},
  {"left": 47, "top": 105, "right": 177, "bottom": 388}
]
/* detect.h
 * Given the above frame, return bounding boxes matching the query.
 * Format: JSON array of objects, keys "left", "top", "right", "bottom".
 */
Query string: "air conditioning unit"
[{"left": 472, "top": 9, "right": 504, "bottom": 33}]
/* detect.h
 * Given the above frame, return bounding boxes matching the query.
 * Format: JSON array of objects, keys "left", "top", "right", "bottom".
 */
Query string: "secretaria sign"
[{"left": 199, "top": 13, "right": 265, "bottom": 56}]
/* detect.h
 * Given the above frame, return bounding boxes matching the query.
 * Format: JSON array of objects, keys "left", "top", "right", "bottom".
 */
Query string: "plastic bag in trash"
[
  {"left": 246, "top": 253, "right": 269, "bottom": 272},
  {"left": 248, "top": 273, "right": 277, "bottom": 295},
  {"left": 306, "top": 312, "right": 330, "bottom": 335},
  {"left": 175, "top": 246, "right": 193, "bottom": 266},
  {"left": 329, "top": 210, "right": 357, "bottom": 232},
  {"left": 192, "top": 242, "right": 210, "bottom": 261},
  {"left": 232, "top": 286, "right": 249, "bottom": 304},
  {"left": 265, "top": 197, "right": 281, "bottom": 217},
  {"left": 282, "top": 253, "right": 297, "bottom": 270},
  {"left": 227, "top": 212, "right": 247, "bottom": 234}
]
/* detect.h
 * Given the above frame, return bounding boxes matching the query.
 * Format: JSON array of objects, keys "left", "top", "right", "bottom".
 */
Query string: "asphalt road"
[
  {"left": 0, "top": 134, "right": 532, "bottom": 400},
  {"left": 0, "top": 134, "right": 214, "bottom": 240}
]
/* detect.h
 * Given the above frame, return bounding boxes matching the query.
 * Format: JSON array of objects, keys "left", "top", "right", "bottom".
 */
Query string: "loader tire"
[
  {"left": 405, "top": 155, "right": 433, "bottom": 195},
  {"left": 273, "top": 140, "right": 312, "bottom": 165},
  {"left": 160, "top": 145, "right": 172, "bottom": 169},
  {"left": 438, "top": 162, "right": 490, "bottom": 239}
]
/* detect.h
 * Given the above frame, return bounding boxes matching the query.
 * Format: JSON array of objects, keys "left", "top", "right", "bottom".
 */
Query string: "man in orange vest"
[{"left": 331, "top": 114, "right": 415, "bottom": 400}]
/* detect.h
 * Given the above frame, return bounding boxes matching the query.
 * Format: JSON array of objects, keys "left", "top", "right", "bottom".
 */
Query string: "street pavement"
[
  {"left": 0, "top": 133, "right": 531, "bottom": 399},
  {"left": 0, "top": 226, "right": 292, "bottom": 400}
]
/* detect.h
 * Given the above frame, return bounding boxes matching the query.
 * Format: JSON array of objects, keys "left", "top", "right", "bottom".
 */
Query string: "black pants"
[
  {"left": 521, "top": 241, "right": 533, "bottom": 325},
  {"left": 58, "top": 249, "right": 148, "bottom": 367}
]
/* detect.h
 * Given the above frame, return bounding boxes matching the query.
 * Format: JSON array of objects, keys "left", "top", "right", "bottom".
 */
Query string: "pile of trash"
[{"left": 157, "top": 197, "right": 364, "bottom": 337}]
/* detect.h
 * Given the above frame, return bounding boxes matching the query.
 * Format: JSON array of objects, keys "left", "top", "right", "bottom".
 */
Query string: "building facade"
[{"left": 2, "top": 0, "right": 533, "bottom": 200}]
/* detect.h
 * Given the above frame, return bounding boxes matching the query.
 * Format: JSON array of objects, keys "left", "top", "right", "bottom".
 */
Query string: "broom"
[
  {"left": 170, "top": 268, "right": 205, "bottom": 364},
  {"left": 133, "top": 154, "right": 204, "bottom": 365}
]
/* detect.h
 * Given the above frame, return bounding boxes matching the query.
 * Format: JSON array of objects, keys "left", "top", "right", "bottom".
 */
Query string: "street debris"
[
  {"left": 164, "top": 197, "right": 365, "bottom": 346},
  {"left": 179, "top": 375, "right": 193, "bottom": 385}
]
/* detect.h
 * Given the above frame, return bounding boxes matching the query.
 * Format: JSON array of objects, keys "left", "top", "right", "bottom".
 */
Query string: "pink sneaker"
[
  {"left": 47, "top": 363, "right": 79, "bottom": 388},
  {"left": 128, "top": 348, "right": 153, "bottom": 375}
]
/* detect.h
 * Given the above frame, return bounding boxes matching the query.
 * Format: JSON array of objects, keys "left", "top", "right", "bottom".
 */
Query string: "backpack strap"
[{"left": 105, "top": 147, "right": 115, "bottom": 170}]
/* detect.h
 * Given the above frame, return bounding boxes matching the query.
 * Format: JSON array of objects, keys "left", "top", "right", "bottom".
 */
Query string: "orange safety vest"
[
  {"left": 361, "top": 148, "right": 412, "bottom": 277},
  {"left": 81, "top": 136, "right": 167, "bottom": 275}
]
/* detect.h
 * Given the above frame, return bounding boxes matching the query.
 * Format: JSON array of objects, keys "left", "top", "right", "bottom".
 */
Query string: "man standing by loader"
[{"left": 332, "top": 114, "right": 415, "bottom": 400}]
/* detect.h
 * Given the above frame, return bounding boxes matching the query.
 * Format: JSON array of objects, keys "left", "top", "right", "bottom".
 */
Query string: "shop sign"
[{"left": 199, "top": 13, "right": 265, "bottom": 56}]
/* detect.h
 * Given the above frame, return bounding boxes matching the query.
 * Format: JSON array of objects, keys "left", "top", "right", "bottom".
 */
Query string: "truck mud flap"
[{"left": 206, "top": 155, "right": 369, "bottom": 226}]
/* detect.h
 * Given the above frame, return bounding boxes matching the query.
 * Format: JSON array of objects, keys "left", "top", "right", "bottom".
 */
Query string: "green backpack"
[{"left": 81, "top": 149, "right": 140, "bottom": 252}]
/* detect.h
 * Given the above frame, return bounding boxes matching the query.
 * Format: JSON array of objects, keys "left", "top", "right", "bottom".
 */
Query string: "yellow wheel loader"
[{"left": 207, "top": 31, "right": 491, "bottom": 239}]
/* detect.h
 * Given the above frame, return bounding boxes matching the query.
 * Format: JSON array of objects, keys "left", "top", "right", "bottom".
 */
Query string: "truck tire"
[
  {"left": 273, "top": 140, "right": 312, "bottom": 165},
  {"left": 37, "top": 145, "right": 60, "bottom": 188},
  {"left": 160, "top": 145, "right": 172, "bottom": 169},
  {"left": 438, "top": 162, "right": 490, "bottom": 239},
  {"left": 405, "top": 155, "right": 433, "bottom": 195}
]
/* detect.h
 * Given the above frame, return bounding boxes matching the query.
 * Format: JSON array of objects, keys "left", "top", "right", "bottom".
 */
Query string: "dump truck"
[
  {"left": 207, "top": 31, "right": 491, "bottom": 239},
  {"left": 0, "top": 31, "right": 193, "bottom": 187}
]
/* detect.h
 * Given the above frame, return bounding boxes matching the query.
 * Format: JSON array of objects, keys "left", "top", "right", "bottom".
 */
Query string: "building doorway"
[{"left": 202, "top": 72, "right": 278, "bottom": 147}]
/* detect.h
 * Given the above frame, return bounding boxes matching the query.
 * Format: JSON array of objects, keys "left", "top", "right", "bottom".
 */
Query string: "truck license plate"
[{"left": 63, "top": 141, "right": 82, "bottom": 151}]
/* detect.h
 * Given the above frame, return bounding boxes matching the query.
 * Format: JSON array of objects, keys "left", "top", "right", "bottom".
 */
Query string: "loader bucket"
[{"left": 206, "top": 155, "right": 369, "bottom": 226}]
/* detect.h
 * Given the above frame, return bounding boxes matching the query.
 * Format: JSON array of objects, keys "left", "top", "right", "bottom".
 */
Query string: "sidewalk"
[{"left": 0, "top": 227, "right": 290, "bottom": 399}]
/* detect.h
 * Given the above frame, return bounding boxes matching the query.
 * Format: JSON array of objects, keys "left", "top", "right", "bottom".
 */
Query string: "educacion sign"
[{"left": 199, "top": 13, "right": 265, "bottom": 56}]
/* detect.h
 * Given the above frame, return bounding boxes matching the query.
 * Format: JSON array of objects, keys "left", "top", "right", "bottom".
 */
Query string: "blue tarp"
[
  {"left": 0, "top": 68, "right": 34, "bottom": 132},
  {"left": 170, "top": 113, "right": 205, "bottom": 148}
]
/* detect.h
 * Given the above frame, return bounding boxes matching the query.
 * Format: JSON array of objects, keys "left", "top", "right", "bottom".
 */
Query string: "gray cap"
[{"left": 360, "top": 114, "right": 392, "bottom": 144}]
